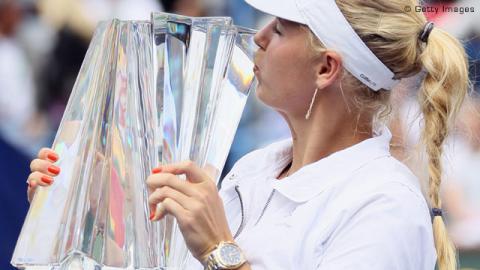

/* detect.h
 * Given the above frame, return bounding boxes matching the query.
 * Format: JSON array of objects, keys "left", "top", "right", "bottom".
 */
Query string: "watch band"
[{"left": 205, "top": 253, "right": 220, "bottom": 270}]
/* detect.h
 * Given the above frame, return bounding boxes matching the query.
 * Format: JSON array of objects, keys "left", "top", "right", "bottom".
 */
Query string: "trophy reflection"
[{"left": 11, "top": 12, "right": 257, "bottom": 270}]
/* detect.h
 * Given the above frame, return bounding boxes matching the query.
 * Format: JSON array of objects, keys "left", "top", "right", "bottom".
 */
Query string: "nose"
[
  {"left": 254, "top": 22, "right": 271, "bottom": 51},
  {"left": 253, "top": 32, "right": 264, "bottom": 50}
]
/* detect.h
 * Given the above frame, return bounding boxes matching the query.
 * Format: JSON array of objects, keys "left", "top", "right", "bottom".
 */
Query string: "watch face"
[{"left": 218, "top": 243, "right": 243, "bottom": 266}]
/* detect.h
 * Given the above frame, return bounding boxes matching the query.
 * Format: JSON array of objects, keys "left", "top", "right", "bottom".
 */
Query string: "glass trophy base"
[{"left": 15, "top": 252, "right": 169, "bottom": 270}]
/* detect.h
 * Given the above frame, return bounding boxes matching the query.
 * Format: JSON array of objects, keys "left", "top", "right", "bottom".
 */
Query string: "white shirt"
[{"left": 188, "top": 127, "right": 436, "bottom": 269}]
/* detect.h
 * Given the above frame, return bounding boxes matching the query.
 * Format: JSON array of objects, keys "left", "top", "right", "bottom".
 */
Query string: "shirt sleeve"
[{"left": 315, "top": 182, "right": 436, "bottom": 270}]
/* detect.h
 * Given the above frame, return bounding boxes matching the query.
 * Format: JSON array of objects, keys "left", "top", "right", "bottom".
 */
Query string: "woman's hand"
[
  {"left": 27, "top": 148, "right": 60, "bottom": 202},
  {"left": 146, "top": 161, "right": 233, "bottom": 262}
]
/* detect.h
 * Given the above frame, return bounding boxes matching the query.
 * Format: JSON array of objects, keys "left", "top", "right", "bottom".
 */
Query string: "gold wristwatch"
[{"left": 202, "top": 241, "right": 246, "bottom": 270}]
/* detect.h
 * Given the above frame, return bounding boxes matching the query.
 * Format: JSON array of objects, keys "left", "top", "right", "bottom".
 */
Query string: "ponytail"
[{"left": 418, "top": 26, "right": 470, "bottom": 270}]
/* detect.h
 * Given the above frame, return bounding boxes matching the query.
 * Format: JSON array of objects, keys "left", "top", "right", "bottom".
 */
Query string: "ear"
[{"left": 314, "top": 50, "right": 344, "bottom": 89}]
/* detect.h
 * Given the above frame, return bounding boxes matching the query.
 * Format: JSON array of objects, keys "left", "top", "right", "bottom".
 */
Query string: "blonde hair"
[{"left": 305, "top": 1, "right": 471, "bottom": 269}]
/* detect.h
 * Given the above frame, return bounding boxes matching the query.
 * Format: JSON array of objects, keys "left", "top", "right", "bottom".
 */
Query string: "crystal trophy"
[
  {"left": 11, "top": 12, "right": 257, "bottom": 270},
  {"left": 153, "top": 13, "right": 256, "bottom": 269}
]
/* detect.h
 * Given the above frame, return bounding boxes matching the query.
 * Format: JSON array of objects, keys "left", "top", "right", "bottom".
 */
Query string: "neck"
[{"left": 277, "top": 100, "right": 373, "bottom": 178}]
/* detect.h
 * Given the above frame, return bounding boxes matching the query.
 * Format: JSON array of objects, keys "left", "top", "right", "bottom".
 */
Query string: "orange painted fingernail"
[
  {"left": 149, "top": 212, "right": 155, "bottom": 220},
  {"left": 48, "top": 165, "right": 60, "bottom": 175},
  {"left": 152, "top": 167, "right": 162, "bottom": 174},
  {"left": 47, "top": 153, "right": 58, "bottom": 162},
  {"left": 41, "top": 175, "right": 53, "bottom": 184}
]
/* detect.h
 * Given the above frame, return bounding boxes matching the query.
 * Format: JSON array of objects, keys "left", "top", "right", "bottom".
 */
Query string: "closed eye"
[{"left": 273, "top": 24, "right": 282, "bottom": 35}]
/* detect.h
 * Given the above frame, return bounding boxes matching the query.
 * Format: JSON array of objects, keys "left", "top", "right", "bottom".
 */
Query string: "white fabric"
[
  {"left": 442, "top": 137, "right": 480, "bottom": 248},
  {"left": 0, "top": 38, "right": 37, "bottom": 155},
  {"left": 245, "top": 0, "right": 400, "bottom": 91},
  {"left": 187, "top": 127, "right": 436, "bottom": 269}
]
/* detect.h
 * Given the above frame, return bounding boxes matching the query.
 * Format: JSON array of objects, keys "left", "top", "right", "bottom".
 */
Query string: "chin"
[
  {"left": 255, "top": 84, "right": 276, "bottom": 108},
  {"left": 255, "top": 84, "right": 266, "bottom": 101}
]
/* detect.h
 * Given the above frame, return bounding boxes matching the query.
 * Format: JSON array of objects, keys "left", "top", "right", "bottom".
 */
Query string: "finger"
[
  {"left": 27, "top": 171, "right": 55, "bottom": 187},
  {"left": 156, "top": 160, "right": 209, "bottom": 184},
  {"left": 38, "top": 147, "right": 59, "bottom": 162},
  {"left": 27, "top": 184, "right": 36, "bottom": 203},
  {"left": 30, "top": 159, "right": 61, "bottom": 176},
  {"left": 151, "top": 197, "right": 188, "bottom": 222},
  {"left": 146, "top": 173, "right": 198, "bottom": 197},
  {"left": 151, "top": 202, "right": 165, "bottom": 220},
  {"left": 27, "top": 172, "right": 54, "bottom": 202},
  {"left": 148, "top": 186, "right": 194, "bottom": 210}
]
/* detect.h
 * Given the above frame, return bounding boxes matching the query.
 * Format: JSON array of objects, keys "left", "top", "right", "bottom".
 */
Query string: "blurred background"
[{"left": 0, "top": 0, "right": 478, "bottom": 269}]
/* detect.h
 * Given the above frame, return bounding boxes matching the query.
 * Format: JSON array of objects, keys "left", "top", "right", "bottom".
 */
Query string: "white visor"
[{"left": 245, "top": 0, "right": 400, "bottom": 91}]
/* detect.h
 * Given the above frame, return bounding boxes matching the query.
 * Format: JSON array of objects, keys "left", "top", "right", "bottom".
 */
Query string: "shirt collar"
[
  {"left": 219, "top": 139, "right": 292, "bottom": 194},
  {"left": 271, "top": 126, "right": 392, "bottom": 203}
]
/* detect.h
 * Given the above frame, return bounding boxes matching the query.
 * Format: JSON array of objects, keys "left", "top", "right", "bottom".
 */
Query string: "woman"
[{"left": 27, "top": 0, "right": 470, "bottom": 269}]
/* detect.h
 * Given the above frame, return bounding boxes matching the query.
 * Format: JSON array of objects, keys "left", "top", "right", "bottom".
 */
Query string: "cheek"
[{"left": 257, "top": 46, "right": 315, "bottom": 107}]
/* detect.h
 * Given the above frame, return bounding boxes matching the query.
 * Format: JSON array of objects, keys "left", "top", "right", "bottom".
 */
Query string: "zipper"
[
  {"left": 254, "top": 189, "right": 276, "bottom": 226},
  {"left": 232, "top": 184, "right": 277, "bottom": 239},
  {"left": 233, "top": 185, "right": 245, "bottom": 240}
]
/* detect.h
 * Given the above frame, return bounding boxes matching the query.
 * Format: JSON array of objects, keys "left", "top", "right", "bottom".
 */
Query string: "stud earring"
[{"left": 305, "top": 87, "right": 319, "bottom": 120}]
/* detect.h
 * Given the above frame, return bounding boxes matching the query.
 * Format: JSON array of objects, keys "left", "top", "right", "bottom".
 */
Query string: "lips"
[
  {"left": 253, "top": 53, "right": 261, "bottom": 74},
  {"left": 253, "top": 65, "right": 259, "bottom": 74}
]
